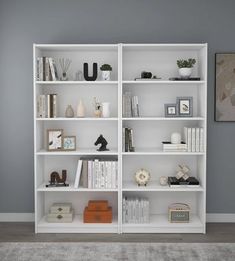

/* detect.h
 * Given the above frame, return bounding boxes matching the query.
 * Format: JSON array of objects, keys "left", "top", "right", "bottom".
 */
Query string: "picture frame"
[
  {"left": 176, "top": 97, "right": 193, "bottom": 117},
  {"left": 215, "top": 53, "right": 235, "bottom": 121},
  {"left": 47, "top": 129, "right": 63, "bottom": 151},
  {"left": 63, "top": 136, "right": 76, "bottom": 151},
  {"left": 164, "top": 103, "right": 178, "bottom": 117}
]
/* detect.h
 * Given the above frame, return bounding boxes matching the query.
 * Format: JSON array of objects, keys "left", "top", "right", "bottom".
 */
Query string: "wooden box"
[
  {"left": 84, "top": 207, "right": 112, "bottom": 223},
  {"left": 87, "top": 200, "right": 108, "bottom": 211}
]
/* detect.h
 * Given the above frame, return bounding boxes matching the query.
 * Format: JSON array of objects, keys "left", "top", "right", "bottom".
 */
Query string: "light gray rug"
[{"left": 0, "top": 242, "right": 235, "bottom": 261}]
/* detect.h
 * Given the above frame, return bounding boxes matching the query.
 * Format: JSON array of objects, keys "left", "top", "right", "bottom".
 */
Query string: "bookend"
[{"left": 46, "top": 170, "right": 69, "bottom": 187}]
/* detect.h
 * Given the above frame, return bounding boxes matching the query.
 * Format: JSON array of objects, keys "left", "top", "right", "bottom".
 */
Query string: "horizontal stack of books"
[
  {"left": 74, "top": 158, "right": 118, "bottom": 189},
  {"left": 123, "top": 92, "right": 140, "bottom": 117},
  {"left": 184, "top": 127, "right": 204, "bottom": 152},
  {"left": 123, "top": 197, "right": 149, "bottom": 223},
  {"left": 123, "top": 127, "right": 135, "bottom": 152},
  {"left": 37, "top": 57, "right": 58, "bottom": 81},
  {"left": 37, "top": 94, "right": 57, "bottom": 118},
  {"left": 162, "top": 141, "right": 187, "bottom": 152},
  {"left": 168, "top": 176, "right": 200, "bottom": 188}
]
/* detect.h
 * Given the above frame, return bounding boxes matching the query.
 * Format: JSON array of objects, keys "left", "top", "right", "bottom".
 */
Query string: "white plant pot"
[
  {"left": 179, "top": 68, "right": 192, "bottom": 78},
  {"left": 102, "top": 71, "right": 111, "bottom": 81},
  {"left": 102, "top": 102, "right": 110, "bottom": 117}
]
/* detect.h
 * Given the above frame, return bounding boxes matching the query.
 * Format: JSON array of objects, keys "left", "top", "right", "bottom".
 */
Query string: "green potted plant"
[
  {"left": 100, "top": 64, "right": 112, "bottom": 81},
  {"left": 177, "top": 58, "right": 196, "bottom": 78}
]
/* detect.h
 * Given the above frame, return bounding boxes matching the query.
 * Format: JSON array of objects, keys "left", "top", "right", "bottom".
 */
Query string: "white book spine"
[
  {"left": 191, "top": 128, "right": 196, "bottom": 152},
  {"left": 48, "top": 57, "right": 56, "bottom": 81},
  {"left": 195, "top": 128, "right": 200, "bottom": 152},
  {"left": 184, "top": 127, "right": 188, "bottom": 144},
  {"left": 39, "top": 57, "right": 43, "bottom": 81},
  {"left": 52, "top": 94, "right": 57, "bottom": 118},
  {"left": 45, "top": 57, "right": 50, "bottom": 81},
  {"left": 200, "top": 128, "right": 204, "bottom": 152},
  {"left": 187, "top": 128, "right": 192, "bottom": 152},
  {"left": 88, "top": 161, "right": 92, "bottom": 189},
  {"left": 74, "top": 160, "right": 82, "bottom": 188},
  {"left": 47, "top": 94, "right": 50, "bottom": 118}
]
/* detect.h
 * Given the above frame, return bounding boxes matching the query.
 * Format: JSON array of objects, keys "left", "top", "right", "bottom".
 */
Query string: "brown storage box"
[
  {"left": 87, "top": 200, "right": 108, "bottom": 211},
  {"left": 84, "top": 207, "right": 112, "bottom": 223}
]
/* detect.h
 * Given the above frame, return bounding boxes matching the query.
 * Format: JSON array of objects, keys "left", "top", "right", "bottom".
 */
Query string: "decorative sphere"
[{"left": 171, "top": 132, "right": 181, "bottom": 144}]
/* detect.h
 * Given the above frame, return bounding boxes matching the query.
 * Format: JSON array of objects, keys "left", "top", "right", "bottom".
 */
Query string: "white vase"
[
  {"left": 179, "top": 68, "right": 192, "bottom": 78},
  {"left": 77, "top": 99, "right": 85, "bottom": 117},
  {"left": 171, "top": 132, "right": 181, "bottom": 144},
  {"left": 102, "top": 71, "right": 111, "bottom": 81},
  {"left": 102, "top": 102, "right": 110, "bottom": 117}
]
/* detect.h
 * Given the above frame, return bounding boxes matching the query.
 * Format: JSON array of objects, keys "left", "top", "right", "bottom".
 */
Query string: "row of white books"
[
  {"left": 123, "top": 197, "right": 150, "bottom": 224},
  {"left": 37, "top": 57, "right": 58, "bottom": 81},
  {"left": 184, "top": 127, "right": 204, "bottom": 152},
  {"left": 74, "top": 159, "right": 118, "bottom": 189},
  {"left": 37, "top": 94, "right": 57, "bottom": 118},
  {"left": 123, "top": 92, "right": 140, "bottom": 117}
]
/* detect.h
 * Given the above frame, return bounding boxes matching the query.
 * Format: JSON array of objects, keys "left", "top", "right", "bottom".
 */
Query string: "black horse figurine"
[{"left": 94, "top": 134, "right": 109, "bottom": 151}]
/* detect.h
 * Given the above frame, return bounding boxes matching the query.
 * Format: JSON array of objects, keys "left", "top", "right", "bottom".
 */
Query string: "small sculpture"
[
  {"left": 77, "top": 99, "right": 85, "bottom": 117},
  {"left": 159, "top": 176, "right": 168, "bottom": 186},
  {"left": 46, "top": 170, "right": 69, "bottom": 187},
  {"left": 65, "top": 105, "right": 74, "bottom": 118},
  {"left": 93, "top": 97, "right": 102, "bottom": 117},
  {"left": 59, "top": 58, "right": 71, "bottom": 81},
  {"left": 176, "top": 164, "right": 190, "bottom": 180},
  {"left": 83, "top": 63, "right": 98, "bottom": 81},
  {"left": 94, "top": 135, "right": 109, "bottom": 151},
  {"left": 134, "top": 168, "right": 150, "bottom": 186}
]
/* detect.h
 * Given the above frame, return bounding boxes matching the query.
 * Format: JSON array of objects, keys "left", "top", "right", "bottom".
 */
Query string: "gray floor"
[{"left": 1, "top": 223, "right": 235, "bottom": 242}]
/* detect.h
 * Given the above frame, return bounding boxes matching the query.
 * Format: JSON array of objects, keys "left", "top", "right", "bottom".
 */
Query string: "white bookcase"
[{"left": 34, "top": 43, "right": 207, "bottom": 233}]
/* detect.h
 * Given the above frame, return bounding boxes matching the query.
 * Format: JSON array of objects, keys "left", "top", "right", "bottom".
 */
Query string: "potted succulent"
[
  {"left": 100, "top": 64, "right": 112, "bottom": 81},
  {"left": 177, "top": 58, "right": 196, "bottom": 79}
]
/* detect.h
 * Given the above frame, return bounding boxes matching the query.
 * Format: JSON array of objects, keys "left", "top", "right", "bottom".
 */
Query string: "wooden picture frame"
[
  {"left": 63, "top": 136, "right": 76, "bottom": 151},
  {"left": 47, "top": 129, "right": 63, "bottom": 151},
  {"left": 164, "top": 103, "right": 178, "bottom": 117},
  {"left": 215, "top": 53, "right": 235, "bottom": 121},
  {"left": 176, "top": 97, "right": 193, "bottom": 117}
]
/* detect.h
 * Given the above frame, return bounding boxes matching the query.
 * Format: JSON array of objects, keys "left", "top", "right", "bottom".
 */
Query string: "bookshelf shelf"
[
  {"left": 36, "top": 117, "right": 118, "bottom": 121},
  {"left": 37, "top": 183, "right": 118, "bottom": 192},
  {"left": 36, "top": 149, "right": 118, "bottom": 156},
  {"left": 36, "top": 81, "right": 118, "bottom": 85},
  {"left": 34, "top": 43, "right": 207, "bottom": 234},
  {"left": 122, "top": 182, "right": 204, "bottom": 192}
]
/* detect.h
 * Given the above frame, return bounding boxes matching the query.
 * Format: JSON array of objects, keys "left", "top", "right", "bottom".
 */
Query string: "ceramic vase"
[
  {"left": 171, "top": 132, "right": 181, "bottom": 144},
  {"left": 102, "top": 71, "right": 111, "bottom": 81},
  {"left": 65, "top": 105, "right": 74, "bottom": 118},
  {"left": 102, "top": 102, "right": 110, "bottom": 118},
  {"left": 77, "top": 99, "right": 85, "bottom": 117},
  {"left": 179, "top": 68, "right": 192, "bottom": 79},
  {"left": 159, "top": 176, "right": 168, "bottom": 186}
]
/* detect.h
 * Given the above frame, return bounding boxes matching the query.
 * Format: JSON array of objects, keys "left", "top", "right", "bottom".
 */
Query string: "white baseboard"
[
  {"left": 0, "top": 213, "right": 34, "bottom": 222},
  {"left": 206, "top": 213, "right": 235, "bottom": 223},
  {"left": 0, "top": 213, "right": 234, "bottom": 223}
]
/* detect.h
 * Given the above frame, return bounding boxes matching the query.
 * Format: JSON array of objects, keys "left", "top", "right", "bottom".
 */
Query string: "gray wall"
[{"left": 0, "top": 0, "right": 235, "bottom": 213}]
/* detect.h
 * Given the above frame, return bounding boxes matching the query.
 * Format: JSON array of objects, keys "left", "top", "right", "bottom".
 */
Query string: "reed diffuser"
[{"left": 59, "top": 58, "right": 71, "bottom": 81}]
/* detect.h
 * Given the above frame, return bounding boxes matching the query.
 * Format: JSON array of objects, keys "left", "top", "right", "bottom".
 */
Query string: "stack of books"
[
  {"left": 122, "top": 92, "right": 140, "bottom": 117},
  {"left": 123, "top": 128, "right": 135, "bottom": 152},
  {"left": 168, "top": 176, "right": 200, "bottom": 188},
  {"left": 162, "top": 141, "right": 187, "bottom": 152},
  {"left": 37, "top": 94, "right": 57, "bottom": 118},
  {"left": 122, "top": 197, "right": 149, "bottom": 223},
  {"left": 184, "top": 127, "right": 204, "bottom": 152},
  {"left": 36, "top": 57, "right": 58, "bottom": 81},
  {"left": 74, "top": 158, "right": 118, "bottom": 189}
]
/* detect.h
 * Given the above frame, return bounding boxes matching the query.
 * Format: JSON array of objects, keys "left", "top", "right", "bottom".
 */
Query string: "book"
[
  {"left": 162, "top": 142, "right": 187, "bottom": 151},
  {"left": 191, "top": 128, "right": 196, "bottom": 152},
  {"left": 168, "top": 176, "right": 200, "bottom": 187},
  {"left": 48, "top": 57, "right": 56, "bottom": 81},
  {"left": 187, "top": 128, "right": 192, "bottom": 152},
  {"left": 37, "top": 95, "right": 46, "bottom": 118},
  {"left": 200, "top": 128, "right": 204, "bottom": 152},
  {"left": 195, "top": 128, "right": 200, "bottom": 152},
  {"left": 79, "top": 160, "right": 88, "bottom": 188},
  {"left": 74, "top": 160, "right": 83, "bottom": 188},
  {"left": 169, "top": 77, "right": 201, "bottom": 81}
]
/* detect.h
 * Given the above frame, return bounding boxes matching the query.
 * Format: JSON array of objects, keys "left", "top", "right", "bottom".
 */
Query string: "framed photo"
[
  {"left": 177, "top": 97, "right": 193, "bottom": 117},
  {"left": 215, "top": 53, "right": 235, "bottom": 121},
  {"left": 63, "top": 136, "right": 76, "bottom": 151},
  {"left": 164, "top": 104, "right": 178, "bottom": 117},
  {"left": 47, "top": 129, "right": 63, "bottom": 151}
]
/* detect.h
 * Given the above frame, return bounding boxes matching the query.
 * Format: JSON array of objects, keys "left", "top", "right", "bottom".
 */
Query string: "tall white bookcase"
[{"left": 34, "top": 43, "right": 207, "bottom": 233}]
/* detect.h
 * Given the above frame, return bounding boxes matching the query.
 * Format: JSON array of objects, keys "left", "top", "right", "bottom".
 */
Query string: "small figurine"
[
  {"left": 46, "top": 170, "right": 69, "bottom": 187},
  {"left": 176, "top": 164, "right": 190, "bottom": 180},
  {"left": 93, "top": 97, "right": 102, "bottom": 117},
  {"left": 94, "top": 134, "right": 109, "bottom": 151}
]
